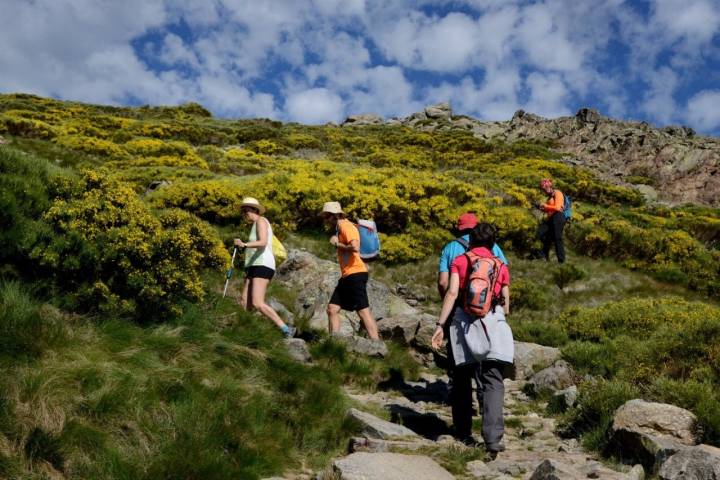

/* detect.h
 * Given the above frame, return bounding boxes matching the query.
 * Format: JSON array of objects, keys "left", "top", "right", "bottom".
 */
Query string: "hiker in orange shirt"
[
  {"left": 320, "top": 201, "right": 380, "bottom": 340},
  {"left": 536, "top": 178, "right": 566, "bottom": 263}
]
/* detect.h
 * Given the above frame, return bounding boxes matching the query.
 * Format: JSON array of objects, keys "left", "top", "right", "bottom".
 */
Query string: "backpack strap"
[{"left": 455, "top": 237, "right": 470, "bottom": 251}]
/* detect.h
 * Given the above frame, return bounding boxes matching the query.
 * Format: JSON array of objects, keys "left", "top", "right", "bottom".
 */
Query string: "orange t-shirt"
[
  {"left": 336, "top": 219, "right": 367, "bottom": 277},
  {"left": 542, "top": 190, "right": 565, "bottom": 217}
]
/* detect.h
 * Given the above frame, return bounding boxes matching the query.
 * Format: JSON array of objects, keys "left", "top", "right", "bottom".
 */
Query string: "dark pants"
[
  {"left": 539, "top": 213, "right": 566, "bottom": 263},
  {"left": 449, "top": 361, "right": 505, "bottom": 448}
]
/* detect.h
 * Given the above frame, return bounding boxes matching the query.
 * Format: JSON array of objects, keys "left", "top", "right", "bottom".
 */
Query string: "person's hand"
[
  {"left": 234, "top": 238, "right": 245, "bottom": 247},
  {"left": 330, "top": 235, "right": 339, "bottom": 247},
  {"left": 431, "top": 326, "right": 444, "bottom": 350}
]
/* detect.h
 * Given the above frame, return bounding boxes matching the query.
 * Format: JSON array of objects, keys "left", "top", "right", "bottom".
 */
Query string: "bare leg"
[
  {"left": 250, "top": 278, "right": 286, "bottom": 328},
  {"left": 238, "top": 278, "right": 250, "bottom": 310},
  {"left": 356, "top": 307, "right": 380, "bottom": 340},
  {"left": 327, "top": 303, "right": 342, "bottom": 334}
]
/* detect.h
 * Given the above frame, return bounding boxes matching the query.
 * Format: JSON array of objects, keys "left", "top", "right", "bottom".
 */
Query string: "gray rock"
[
  {"left": 487, "top": 458, "right": 525, "bottom": 476},
  {"left": 527, "top": 360, "right": 577, "bottom": 395},
  {"left": 342, "top": 113, "right": 383, "bottom": 126},
  {"left": 529, "top": 458, "right": 585, "bottom": 480},
  {"left": 377, "top": 315, "right": 420, "bottom": 345},
  {"left": 0, "top": 135, "right": 7, "bottom": 145},
  {"left": 424, "top": 102, "right": 452, "bottom": 119},
  {"left": 659, "top": 445, "right": 720, "bottom": 480},
  {"left": 576, "top": 107, "right": 605, "bottom": 125},
  {"left": 349, "top": 436, "right": 431, "bottom": 453},
  {"left": 145, "top": 180, "right": 171, "bottom": 194},
  {"left": 625, "top": 464, "right": 645, "bottom": 480},
  {"left": 612, "top": 399, "right": 699, "bottom": 471},
  {"left": 276, "top": 249, "right": 418, "bottom": 334},
  {"left": 412, "top": 314, "right": 440, "bottom": 352},
  {"left": 548, "top": 385, "right": 578, "bottom": 412},
  {"left": 284, "top": 338, "right": 311, "bottom": 363},
  {"left": 333, "top": 452, "right": 454, "bottom": 480},
  {"left": 466, "top": 460, "right": 494, "bottom": 478},
  {"left": 268, "top": 298, "right": 294, "bottom": 323},
  {"left": 511, "top": 342, "right": 562, "bottom": 380},
  {"left": 340, "top": 336, "right": 388, "bottom": 358},
  {"left": 346, "top": 408, "right": 419, "bottom": 440}
]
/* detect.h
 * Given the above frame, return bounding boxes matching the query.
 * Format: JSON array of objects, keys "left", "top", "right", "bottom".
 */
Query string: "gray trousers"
[{"left": 449, "top": 359, "right": 505, "bottom": 448}]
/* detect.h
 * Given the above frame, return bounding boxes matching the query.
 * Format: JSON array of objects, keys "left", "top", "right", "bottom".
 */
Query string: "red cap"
[{"left": 457, "top": 213, "right": 478, "bottom": 230}]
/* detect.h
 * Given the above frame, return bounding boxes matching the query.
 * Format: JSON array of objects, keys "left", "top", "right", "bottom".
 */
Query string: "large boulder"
[
  {"left": 377, "top": 315, "right": 420, "bottom": 345},
  {"left": 659, "top": 445, "right": 720, "bottom": 480},
  {"left": 339, "top": 335, "right": 388, "bottom": 358},
  {"left": 510, "top": 342, "right": 562, "bottom": 380},
  {"left": 276, "top": 250, "right": 418, "bottom": 334},
  {"left": 611, "top": 399, "right": 699, "bottom": 471},
  {"left": 424, "top": 102, "right": 452, "bottom": 119},
  {"left": 347, "top": 408, "right": 419, "bottom": 440},
  {"left": 526, "top": 360, "right": 577, "bottom": 395},
  {"left": 333, "top": 452, "right": 454, "bottom": 480}
]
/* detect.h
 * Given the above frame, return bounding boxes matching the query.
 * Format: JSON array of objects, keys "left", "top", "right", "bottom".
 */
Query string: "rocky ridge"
[{"left": 341, "top": 103, "right": 720, "bottom": 206}]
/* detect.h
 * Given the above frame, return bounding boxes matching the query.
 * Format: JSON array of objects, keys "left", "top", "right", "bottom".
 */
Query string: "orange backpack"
[{"left": 462, "top": 252, "right": 503, "bottom": 319}]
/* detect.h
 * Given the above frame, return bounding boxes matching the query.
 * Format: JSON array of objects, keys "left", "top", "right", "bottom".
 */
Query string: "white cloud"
[
  {"left": 524, "top": 73, "right": 572, "bottom": 118},
  {"left": 285, "top": 88, "right": 344, "bottom": 123},
  {"left": 686, "top": 90, "right": 720, "bottom": 131},
  {"left": 641, "top": 67, "right": 680, "bottom": 125}
]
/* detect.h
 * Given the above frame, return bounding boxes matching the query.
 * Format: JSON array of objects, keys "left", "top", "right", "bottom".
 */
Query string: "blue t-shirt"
[{"left": 438, "top": 234, "right": 508, "bottom": 273}]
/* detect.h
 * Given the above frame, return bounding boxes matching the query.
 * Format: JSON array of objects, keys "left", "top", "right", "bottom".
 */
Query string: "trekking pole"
[{"left": 222, "top": 246, "right": 238, "bottom": 298}]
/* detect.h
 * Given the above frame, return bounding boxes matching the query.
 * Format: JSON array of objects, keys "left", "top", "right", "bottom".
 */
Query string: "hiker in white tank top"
[
  {"left": 244, "top": 219, "right": 275, "bottom": 270},
  {"left": 234, "top": 197, "right": 294, "bottom": 338}
]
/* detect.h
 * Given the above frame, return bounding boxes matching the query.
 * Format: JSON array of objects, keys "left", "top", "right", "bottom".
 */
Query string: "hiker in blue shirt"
[{"left": 438, "top": 213, "right": 508, "bottom": 299}]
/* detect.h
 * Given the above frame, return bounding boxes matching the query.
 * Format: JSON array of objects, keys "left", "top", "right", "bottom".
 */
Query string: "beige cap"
[
  {"left": 240, "top": 197, "right": 266, "bottom": 214},
  {"left": 320, "top": 201, "right": 344, "bottom": 216}
]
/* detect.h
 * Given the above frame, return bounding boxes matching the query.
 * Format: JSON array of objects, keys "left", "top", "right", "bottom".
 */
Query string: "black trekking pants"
[{"left": 539, "top": 213, "right": 566, "bottom": 263}]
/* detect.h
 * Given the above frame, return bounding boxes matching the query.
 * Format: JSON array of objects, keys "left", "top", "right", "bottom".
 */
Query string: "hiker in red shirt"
[
  {"left": 431, "top": 223, "right": 511, "bottom": 455},
  {"left": 536, "top": 178, "right": 566, "bottom": 263}
]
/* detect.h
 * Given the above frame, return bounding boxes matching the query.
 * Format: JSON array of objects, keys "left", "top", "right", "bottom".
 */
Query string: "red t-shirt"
[{"left": 450, "top": 247, "right": 510, "bottom": 296}]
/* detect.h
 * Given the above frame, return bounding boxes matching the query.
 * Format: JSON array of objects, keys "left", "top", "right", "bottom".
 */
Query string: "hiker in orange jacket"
[{"left": 536, "top": 178, "right": 566, "bottom": 263}]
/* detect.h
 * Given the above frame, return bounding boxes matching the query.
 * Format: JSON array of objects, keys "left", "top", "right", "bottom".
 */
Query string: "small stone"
[
  {"left": 284, "top": 338, "right": 311, "bottom": 363},
  {"left": 626, "top": 464, "right": 645, "bottom": 480},
  {"left": 529, "top": 459, "right": 584, "bottom": 480}
]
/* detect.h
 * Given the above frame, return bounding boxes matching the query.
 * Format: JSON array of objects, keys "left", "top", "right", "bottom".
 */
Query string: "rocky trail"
[{"left": 263, "top": 250, "right": 720, "bottom": 479}]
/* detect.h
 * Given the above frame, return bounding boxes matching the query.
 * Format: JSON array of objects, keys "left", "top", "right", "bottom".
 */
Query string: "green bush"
[{"left": 552, "top": 263, "right": 587, "bottom": 290}]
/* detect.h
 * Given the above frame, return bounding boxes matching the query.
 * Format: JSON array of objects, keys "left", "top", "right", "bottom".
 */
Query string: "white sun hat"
[
  {"left": 240, "top": 197, "right": 266, "bottom": 214},
  {"left": 320, "top": 201, "right": 344, "bottom": 216}
]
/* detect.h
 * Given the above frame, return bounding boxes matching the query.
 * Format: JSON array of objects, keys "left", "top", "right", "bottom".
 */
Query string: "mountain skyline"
[{"left": 1, "top": 0, "right": 719, "bottom": 135}]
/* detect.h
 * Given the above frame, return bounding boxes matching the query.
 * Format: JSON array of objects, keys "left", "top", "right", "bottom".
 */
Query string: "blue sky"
[{"left": 1, "top": 0, "right": 719, "bottom": 135}]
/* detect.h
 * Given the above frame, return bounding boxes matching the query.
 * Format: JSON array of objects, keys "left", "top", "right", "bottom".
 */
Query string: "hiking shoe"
[
  {"left": 283, "top": 326, "right": 296, "bottom": 338},
  {"left": 486, "top": 443, "right": 506, "bottom": 454}
]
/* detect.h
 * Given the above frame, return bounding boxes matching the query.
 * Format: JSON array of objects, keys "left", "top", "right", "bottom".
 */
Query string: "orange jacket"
[{"left": 541, "top": 190, "right": 565, "bottom": 217}]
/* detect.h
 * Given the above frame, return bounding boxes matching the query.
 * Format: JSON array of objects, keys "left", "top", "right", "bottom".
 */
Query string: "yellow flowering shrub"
[
  {"left": 53, "top": 135, "right": 128, "bottom": 158},
  {"left": 124, "top": 137, "right": 194, "bottom": 157},
  {"left": 129, "top": 152, "right": 209, "bottom": 169},
  {"left": 32, "top": 170, "right": 228, "bottom": 319},
  {"left": 147, "top": 179, "right": 247, "bottom": 225}
]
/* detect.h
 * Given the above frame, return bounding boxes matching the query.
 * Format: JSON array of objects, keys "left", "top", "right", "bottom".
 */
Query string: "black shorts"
[
  {"left": 329, "top": 272, "right": 370, "bottom": 312},
  {"left": 245, "top": 266, "right": 275, "bottom": 280}
]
